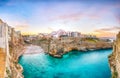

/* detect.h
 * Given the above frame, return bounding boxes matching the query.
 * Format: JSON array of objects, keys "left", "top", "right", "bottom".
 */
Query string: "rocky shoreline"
[
  {"left": 49, "top": 46, "right": 112, "bottom": 58},
  {"left": 48, "top": 39, "right": 112, "bottom": 58},
  {"left": 32, "top": 37, "right": 113, "bottom": 58}
]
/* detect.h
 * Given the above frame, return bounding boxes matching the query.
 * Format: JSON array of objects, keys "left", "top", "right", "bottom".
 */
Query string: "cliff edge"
[{"left": 109, "top": 32, "right": 120, "bottom": 78}]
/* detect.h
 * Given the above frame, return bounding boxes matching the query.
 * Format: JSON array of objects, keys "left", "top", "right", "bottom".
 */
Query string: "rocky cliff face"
[
  {"left": 109, "top": 32, "right": 120, "bottom": 78},
  {"left": 31, "top": 37, "right": 112, "bottom": 58},
  {"left": 0, "top": 19, "right": 24, "bottom": 78},
  {"left": 48, "top": 37, "right": 112, "bottom": 57}
]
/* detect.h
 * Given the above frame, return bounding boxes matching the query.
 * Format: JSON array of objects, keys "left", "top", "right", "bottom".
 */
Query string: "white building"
[
  {"left": 66, "top": 31, "right": 81, "bottom": 37},
  {"left": 51, "top": 29, "right": 67, "bottom": 38},
  {"left": 71, "top": 32, "right": 80, "bottom": 37}
]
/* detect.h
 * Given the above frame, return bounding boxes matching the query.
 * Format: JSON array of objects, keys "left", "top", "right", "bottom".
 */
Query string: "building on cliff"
[
  {"left": 0, "top": 19, "right": 24, "bottom": 78},
  {"left": 50, "top": 29, "right": 81, "bottom": 38},
  {"left": 0, "top": 19, "right": 10, "bottom": 78},
  {"left": 109, "top": 32, "right": 120, "bottom": 78}
]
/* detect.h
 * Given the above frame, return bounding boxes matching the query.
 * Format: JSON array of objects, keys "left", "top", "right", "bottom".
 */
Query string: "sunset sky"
[{"left": 0, "top": 0, "right": 120, "bottom": 37}]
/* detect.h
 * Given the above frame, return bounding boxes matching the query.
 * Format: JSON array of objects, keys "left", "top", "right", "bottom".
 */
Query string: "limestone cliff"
[
  {"left": 32, "top": 37, "right": 112, "bottom": 58},
  {"left": 109, "top": 32, "right": 120, "bottom": 78},
  {"left": 0, "top": 19, "right": 24, "bottom": 78}
]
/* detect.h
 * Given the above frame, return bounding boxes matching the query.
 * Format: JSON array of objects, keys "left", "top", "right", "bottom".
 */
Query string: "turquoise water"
[{"left": 19, "top": 49, "right": 112, "bottom": 78}]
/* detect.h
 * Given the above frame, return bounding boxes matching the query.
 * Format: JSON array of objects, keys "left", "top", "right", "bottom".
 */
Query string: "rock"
[
  {"left": 78, "top": 47, "right": 87, "bottom": 51},
  {"left": 109, "top": 32, "right": 120, "bottom": 78},
  {"left": 54, "top": 55, "right": 62, "bottom": 58}
]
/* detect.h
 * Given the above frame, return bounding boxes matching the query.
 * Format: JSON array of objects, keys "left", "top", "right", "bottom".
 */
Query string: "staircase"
[{"left": 0, "top": 48, "right": 6, "bottom": 78}]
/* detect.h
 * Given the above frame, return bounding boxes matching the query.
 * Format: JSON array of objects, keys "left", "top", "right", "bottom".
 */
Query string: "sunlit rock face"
[
  {"left": 0, "top": 19, "right": 3, "bottom": 24},
  {"left": 109, "top": 32, "right": 120, "bottom": 78},
  {"left": 49, "top": 37, "right": 112, "bottom": 58},
  {"left": 0, "top": 19, "right": 24, "bottom": 78}
]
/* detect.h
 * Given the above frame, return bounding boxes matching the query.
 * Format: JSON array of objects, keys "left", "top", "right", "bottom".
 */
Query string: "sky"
[{"left": 0, "top": 0, "right": 120, "bottom": 37}]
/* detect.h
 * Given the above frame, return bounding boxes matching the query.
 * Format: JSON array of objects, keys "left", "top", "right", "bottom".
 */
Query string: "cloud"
[
  {"left": 47, "top": 27, "right": 54, "bottom": 31},
  {"left": 115, "top": 12, "right": 120, "bottom": 23},
  {"left": 111, "top": 3, "right": 120, "bottom": 9},
  {"left": 58, "top": 13, "right": 82, "bottom": 19},
  {"left": 110, "top": 3, "right": 120, "bottom": 24},
  {"left": 95, "top": 26, "right": 120, "bottom": 32},
  {"left": 49, "top": 4, "right": 114, "bottom": 22},
  {"left": 94, "top": 26, "right": 120, "bottom": 37},
  {"left": 49, "top": 12, "right": 83, "bottom": 21},
  {"left": 15, "top": 25, "right": 29, "bottom": 30},
  {"left": 49, "top": 12, "right": 101, "bottom": 22}
]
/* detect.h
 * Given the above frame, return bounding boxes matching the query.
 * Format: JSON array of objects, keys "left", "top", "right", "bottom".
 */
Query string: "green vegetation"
[
  {"left": 85, "top": 38, "right": 99, "bottom": 42},
  {"left": 112, "top": 71, "right": 118, "bottom": 78},
  {"left": 6, "top": 67, "right": 12, "bottom": 78}
]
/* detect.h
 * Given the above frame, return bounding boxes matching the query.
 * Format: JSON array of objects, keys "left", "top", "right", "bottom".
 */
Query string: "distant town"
[{"left": 23, "top": 29, "right": 114, "bottom": 43}]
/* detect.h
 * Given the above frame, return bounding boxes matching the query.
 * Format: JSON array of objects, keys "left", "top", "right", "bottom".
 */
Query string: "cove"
[{"left": 19, "top": 49, "right": 112, "bottom": 78}]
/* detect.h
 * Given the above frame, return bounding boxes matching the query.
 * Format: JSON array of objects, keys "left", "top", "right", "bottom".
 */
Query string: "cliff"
[
  {"left": 32, "top": 37, "right": 112, "bottom": 58},
  {"left": 49, "top": 37, "right": 112, "bottom": 57},
  {"left": 0, "top": 19, "right": 3, "bottom": 24},
  {"left": 109, "top": 32, "right": 120, "bottom": 78},
  {"left": 0, "top": 19, "right": 24, "bottom": 78}
]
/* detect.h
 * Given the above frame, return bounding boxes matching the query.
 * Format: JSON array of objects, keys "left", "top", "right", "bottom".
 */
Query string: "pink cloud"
[
  {"left": 115, "top": 13, "right": 120, "bottom": 23},
  {"left": 49, "top": 3, "right": 119, "bottom": 23},
  {"left": 88, "top": 14, "right": 100, "bottom": 19},
  {"left": 95, "top": 26, "right": 120, "bottom": 32},
  {"left": 111, "top": 3, "right": 120, "bottom": 9},
  {"left": 94, "top": 26, "right": 120, "bottom": 37},
  {"left": 15, "top": 24, "right": 29, "bottom": 31},
  {"left": 58, "top": 13, "right": 82, "bottom": 19},
  {"left": 49, "top": 12, "right": 102, "bottom": 22}
]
